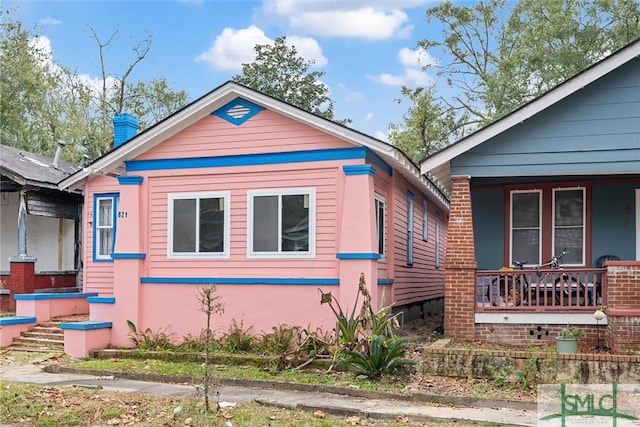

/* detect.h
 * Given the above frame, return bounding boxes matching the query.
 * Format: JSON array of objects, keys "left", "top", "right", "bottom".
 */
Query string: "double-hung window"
[
  {"left": 510, "top": 190, "right": 542, "bottom": 266},
  {"left": 374, "top": 195, "right": 385, "bottom": 256},
  {"left": 94, "top": 193, "right": 118, "bottom": 261},
  {"left": 407, "top": 191, "right": 414, "bottom": 265},
  {"left": 248, "top": 187, "right": 315, "bottom": 257},
  {"left": 422, "top": 198, "right": 428, "bottom": 241},
  {"left": 168, "top": 191, "right": 230, "bottom": 257},
  {"left": 553, "top": 188, "right": 585, "bottom": 265},
  {"left": 509, "top": 186, "right": 586, "bottom": 266}
]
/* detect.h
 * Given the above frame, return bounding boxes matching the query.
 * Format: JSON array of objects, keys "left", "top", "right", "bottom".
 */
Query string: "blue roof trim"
[
  {"left": 117, "top": 175, "right": 144, "bottom": 185},
  {"left": 377, "top": 278, "right": 394, "bottom": 285},
  {"left": 14, "top": 292, "right": 98, "bottom": 300},
  {"left": 141, "top": 277, "right": 340, "bottom": 285},
  {"left": 87, "top": 296, "right": 116, "bottom": 304},
  {"left": 0, "top": 316, "right": 37, "bottom": 326},
  {"left": 125, "top": 147, "right": 367, "bottom": 172},
  {"left": 336, "top": 252, "right": 382, "bottom": 260},
  {"left": 112, "top": 252, "right": 146, "bottom": 259},
  {"left": 211, "top": 97, "right": 265, "bottom": 126},
  {"left": 60, "top": 321, "right": 112, "bottom": 330},
  {"left": 365, "top": 149, "right": 393, "bottom": 176},
  {"left": 343, "top": 165, "right": 376, "bottom": 176}
]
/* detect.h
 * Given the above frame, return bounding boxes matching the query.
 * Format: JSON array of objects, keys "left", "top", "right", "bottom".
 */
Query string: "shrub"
[
  {"left": 126, "top": 320, "right": 175, "bottom": 351},
  {"left": 221, "top": 319, "right": 255, "bottom": 352},
  {"left": 341, "top": 335, "right": 412, "bottom": 379}
]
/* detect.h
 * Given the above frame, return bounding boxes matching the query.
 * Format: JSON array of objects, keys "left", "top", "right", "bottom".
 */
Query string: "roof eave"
[{"left": 420, "top": 39, "right": 640, "bottom": 176}]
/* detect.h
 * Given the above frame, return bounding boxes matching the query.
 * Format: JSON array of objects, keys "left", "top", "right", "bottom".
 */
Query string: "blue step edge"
[
  {"left": 0, "top": 316, "right": 37, "bottom": 326},
  {"left": 15, "top": 292, "right": 98, "bottom": 300},
  {"left": 59, "top": 321, "right": 112, "bottom": 330}
]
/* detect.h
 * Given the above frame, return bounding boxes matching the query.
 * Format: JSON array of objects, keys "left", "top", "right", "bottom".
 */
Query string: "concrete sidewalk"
[{"left": 0, "top": 361, "right": 537, "bottom": 426}]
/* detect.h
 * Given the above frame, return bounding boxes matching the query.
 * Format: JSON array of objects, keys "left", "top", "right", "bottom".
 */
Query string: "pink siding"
[
  {"left": 137, "top": 110, "right": 351, "bottom": 160},
  {"left": 391, "top": 176, "right": 447, "bottom": 306},
  {"left": 145, "top": 162, "right": 347, "bottom": 277},
  {"left": 83, "top": 176, "right": 118, "bottom": 294}
]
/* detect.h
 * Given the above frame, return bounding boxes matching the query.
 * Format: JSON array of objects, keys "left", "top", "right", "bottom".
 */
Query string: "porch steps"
[{"left": 7, "top": 315, "right": 88, "bottom": 353}]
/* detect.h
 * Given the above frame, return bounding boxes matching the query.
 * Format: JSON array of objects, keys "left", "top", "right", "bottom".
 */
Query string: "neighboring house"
[
  {"left": 59, "top": 82, "right": 450, "bottom": 348},
  {"left": 0, "top": 143, "right": 82, "bottom": 311},
  {"left": 420, "top": 39, "right": 640, "bottom": 353}
]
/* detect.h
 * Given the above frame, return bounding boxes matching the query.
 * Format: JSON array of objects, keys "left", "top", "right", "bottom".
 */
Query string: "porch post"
[
  {"left": 444, "top": 176, "right": 477, "bottom": 340},
  {"left": 604, "top": 260, "right": 640, "bottom": 354},
  {"left": 7, "top": 190, "right": 37, "bottom": 310}
]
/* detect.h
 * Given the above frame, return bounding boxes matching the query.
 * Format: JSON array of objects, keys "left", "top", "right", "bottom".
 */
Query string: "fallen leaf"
[{"left": 313, "top": 410, "right": 325, "bottom": 418}]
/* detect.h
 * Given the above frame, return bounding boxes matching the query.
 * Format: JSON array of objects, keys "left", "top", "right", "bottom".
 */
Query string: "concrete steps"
[{"left": 8, "top": 315, "right": 88, "bottom": 353}]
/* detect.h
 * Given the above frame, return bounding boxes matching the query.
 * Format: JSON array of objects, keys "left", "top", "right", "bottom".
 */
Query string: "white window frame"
[
  {"left": 552, "top": 187, "right": 585, "bottom": 266},
  {"left": 435, "top": 212, "right": 441, "bottom": 268},
  {"left": 247, "top": 187, "right": 316, "bottom": 258},
  {"left": 422, "top": 197, "right": 428, "bottom": 241},
  {"left": 407, "top": 191, "right": 414, "bottom": 265},
  {"left": 167, "top": 191, "right": 230, "bottom": 258},
  {"left": 509, "top": 189, "right": 542, "bottom": 267},
  {"left": 94, "top": 195, "right": 117, "bottom": 260},
  {"left": 374, "top": 194, "right": 385, "bottom": 257}
]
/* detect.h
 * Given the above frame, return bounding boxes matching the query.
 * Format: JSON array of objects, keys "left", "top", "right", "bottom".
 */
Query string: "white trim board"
[{"left": 475, "top": 312, "right": 607, "bottom": 326}]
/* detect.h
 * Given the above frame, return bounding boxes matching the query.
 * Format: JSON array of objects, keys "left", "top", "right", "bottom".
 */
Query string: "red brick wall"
[
  {"left": 444, "top": 176, "right": 477, "bottom": 340},
  {"left": 605, "top": 261, "right": 640, "bottom": 354},
  {"left": 475, "top": 323, "right": 604, "bottom": 349}
]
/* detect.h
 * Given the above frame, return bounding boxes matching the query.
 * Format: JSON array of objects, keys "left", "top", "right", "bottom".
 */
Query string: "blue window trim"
[
  {"left": 336, "top": 252, "right": 382, "bottom": 260},
  {"left": 117, "top": 175, "right": 144, "bottom": 185},
  {"left": 211, "top": 97, "right": 265, "bottom": 126},
  {"left": 141, "top": 277, "right": 340, "bottom": 285},
  {"left": 407, "top": 191, "right": 414, "bottom": 265},
  {"left": 374, "top": 194, "right": 385, "bottom": 257},
  {"left": 343, "top": 164, "right": 376, "bottom": 176},
  {"left": 435, "top": 212, "right": 441, "bottom": 268},
  {"left": 422, "top": 197, "right": 428, "bottom": 241},
  {"left": 124, "top": 147, "right": 393, "bottom": 176},
  {"left": 93, "top": 193, "right": 119, "bottom": 262}
]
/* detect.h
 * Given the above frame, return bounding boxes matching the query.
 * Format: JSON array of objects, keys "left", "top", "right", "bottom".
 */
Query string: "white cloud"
[
  {"left": 38, "top": 17, "right": 62, "bottom": 26},
  {"left": 291, "top": 8, "right": 411, "bottom": 39},
  {"left": 195, "top": 26, "right": 327, "bottom": 71},
  {"left": 398, "top": 47, "right": 437, "bottom": 68},
  {"left": 195, "top": 26, "right": 270, "bottom": 71},
  {"left": 259, "top": 0, "right": 428, "bottom": 39},
  {"left": 363, "top": 112, "right": 374, "bottom": 122},
  {"left": 368, "top": 46, "right": 434, "bottom": 87}
]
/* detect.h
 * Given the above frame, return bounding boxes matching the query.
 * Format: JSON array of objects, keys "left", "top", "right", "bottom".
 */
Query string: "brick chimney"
[{"left": 113, "top": 113, "right": 139, "bottom": 148}]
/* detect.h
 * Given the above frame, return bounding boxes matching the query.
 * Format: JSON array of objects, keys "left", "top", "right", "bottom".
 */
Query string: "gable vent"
[{"left": 212, "top": 97, "right": 265, "bottom": 126}]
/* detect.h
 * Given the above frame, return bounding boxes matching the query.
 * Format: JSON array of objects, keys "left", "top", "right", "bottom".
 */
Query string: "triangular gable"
[
  {"left": 59, "top": 81, "right": 450, "bottom": 211},
  {"left": 420, "top": 38, "right": 640, "bottom": 191}
]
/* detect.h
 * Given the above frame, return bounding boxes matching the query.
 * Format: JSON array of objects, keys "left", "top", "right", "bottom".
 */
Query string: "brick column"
[
  {"left": 604, "top": 261, "right": 640, "bottom": 354},
  {"left": 444, "top": 176, "right": 477, "bottom": 340},
  {"left": 7, "top": 258, "right": 37, "bottom": 311}
]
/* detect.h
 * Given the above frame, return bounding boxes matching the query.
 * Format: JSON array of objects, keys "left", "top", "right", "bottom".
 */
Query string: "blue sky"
[{"left": 7, "top": 0, "right": 453, "bottom": 139}]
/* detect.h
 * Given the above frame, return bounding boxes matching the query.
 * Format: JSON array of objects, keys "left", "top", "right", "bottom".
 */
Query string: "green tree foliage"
[
  {"left": 0, "top": 9, "right": 189, "bottom": 163},
  {"left": 391, "top": 0, "right": 640, "bottom": 161},
  {"left": 233, "top": 36, "right": 348, "bottom": 124},
  {"left": 388, "top": 85, "right": 459, "bottom": 162},
  {"left": 0, "top": 9, "right": 59, "bottom": 156}
]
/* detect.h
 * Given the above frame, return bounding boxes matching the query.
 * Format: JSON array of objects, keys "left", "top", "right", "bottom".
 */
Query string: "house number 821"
[{"left": 118, "top": 211, "right": 128, "bottom": 218}]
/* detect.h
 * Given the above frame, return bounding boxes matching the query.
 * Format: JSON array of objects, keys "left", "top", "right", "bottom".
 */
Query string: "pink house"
[{"left": 58, "top": 82, "right": 450, "bottom": 350}]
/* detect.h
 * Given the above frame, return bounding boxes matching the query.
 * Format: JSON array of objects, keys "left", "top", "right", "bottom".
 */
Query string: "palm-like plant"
[{"left": 341, "top": 335, "right": 412, "bottom": 379}]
